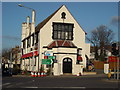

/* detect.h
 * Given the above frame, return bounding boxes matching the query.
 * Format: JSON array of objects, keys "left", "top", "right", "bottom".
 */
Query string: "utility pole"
[{"left": 117, "top": 43, "right": 120, "bottom": 80}]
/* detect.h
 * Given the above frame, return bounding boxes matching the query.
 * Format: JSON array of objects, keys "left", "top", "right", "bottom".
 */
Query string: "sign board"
[
  {"left": 104, "top": 64, "right": 109, "bottom": 74},
  {"left": 48, "top": 56, "right": 56, "bottom": 59},
  {"left": 108, "top": 56, "right": 118, "bottom": 62},
  {"left": 44, "top": 51, "right": 53, "bottom": 56},
  {"left": 42, "top": 59, "right": 53, "bottom": 64}
]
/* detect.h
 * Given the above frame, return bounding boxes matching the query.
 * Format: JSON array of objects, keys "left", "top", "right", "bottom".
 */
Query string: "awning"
[
  {"left": 34, "top": 51, "right": 39, "bottom": 56},
  {"left": 21, "top": 51, "right": 38, "bottom": 59}
]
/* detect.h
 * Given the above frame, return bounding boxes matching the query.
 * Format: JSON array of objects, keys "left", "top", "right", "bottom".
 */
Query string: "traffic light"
[{"left": 111, "top": 43, "right": 119, "bottom": 56}]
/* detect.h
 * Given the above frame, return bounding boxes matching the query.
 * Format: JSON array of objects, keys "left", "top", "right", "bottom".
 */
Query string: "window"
[
  {"left": 77, "top": 48, "right": 82, "bottom": 55},
  {"left": 21, "top": 49, "right": 23, "bottom": 55},
  {"left": 34, "top": 56, "right": 36, "bottom": 66},
  {"left": 35, "top": 33, "right": 39, "bottom": 44},
  {"left": 27, "top": 38, "right": 31, "bottom": 48},
  {"left": 52, "top": 22, "right": 74, "bottom": 40},
  {"left": 32, "top": 35, "right": 34, "bottom": 46},
  {"left": 23, "top": 40, "right": 26, "bottom": 49},
  {"left": 61, "top": 12, "right": 66, "bottom": 19},
  {"left": 76, "top": 48, "right": 82, "bottom": 64}
]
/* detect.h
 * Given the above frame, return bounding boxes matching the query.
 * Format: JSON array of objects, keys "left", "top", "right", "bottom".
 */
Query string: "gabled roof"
[
  {"left": 35, "top": 5, "right": 87, "bottom": 34},
  {"left": 35, "top": 5, "right": 64, "bottom": 32},
  {"left": 44, "top": 40, "right": 77, "bottom": 49}
]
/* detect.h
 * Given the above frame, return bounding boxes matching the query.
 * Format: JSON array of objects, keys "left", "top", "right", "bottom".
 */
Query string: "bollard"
[
  {"left": 38, "top": 72, "right": 41, "bottom": 77},
  {"left": 108, "top": 69, "right": 111, "bottom": 79},
  {"left": 43, "top": 72, "right": 46, "bottom": 77},
  {"left": 32, "top": 71, "right": 35, "bottom": 77},
  {"left": 41, "top": 71, "right": 44, "bottom": 77},
  {"left": 34, "top": 72, "right": 37, "bottom": 77}
]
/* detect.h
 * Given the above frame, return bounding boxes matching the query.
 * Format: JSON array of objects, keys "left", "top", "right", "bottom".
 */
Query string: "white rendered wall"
[{"left": 39, "top": 5, "right": 88, "bottom": 68}]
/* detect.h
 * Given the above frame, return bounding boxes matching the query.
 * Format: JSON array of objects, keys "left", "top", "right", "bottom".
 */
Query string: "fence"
[{"left": 93, "top": 60, "right": 120, "bottom": 70}]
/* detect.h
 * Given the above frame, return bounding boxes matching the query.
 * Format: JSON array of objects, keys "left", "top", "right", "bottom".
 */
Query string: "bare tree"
[
  {"left": 88, "top": 25, "right": 114, "bottom": 61},
  {"left": 2, "top": 48, "right": 12, "bottom": 63}
]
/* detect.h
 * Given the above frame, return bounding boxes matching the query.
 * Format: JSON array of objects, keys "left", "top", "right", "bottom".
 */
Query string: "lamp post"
[{"left": 18, "top": 4, "right": 37, "bottom": 72}]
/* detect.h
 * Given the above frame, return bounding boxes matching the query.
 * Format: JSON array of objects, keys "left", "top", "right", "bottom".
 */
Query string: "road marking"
[
  {"left": 23, "top": 86, "right": 86, "bottom": 89},
  {"left": 24, "top": 87, "right": 38, "bottom": 88},
  {"left": 2, "top": 83, "right": 11, "bottom": 86},
  {"left": 32, "top": 87, "right": 86, "bottom": 89}
]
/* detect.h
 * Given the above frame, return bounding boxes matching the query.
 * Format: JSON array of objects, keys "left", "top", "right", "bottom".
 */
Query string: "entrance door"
[{"left": 63, "top": 58, "right": 72, "bottom": 73}]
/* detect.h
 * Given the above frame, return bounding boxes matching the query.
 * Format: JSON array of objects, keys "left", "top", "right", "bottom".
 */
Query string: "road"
[{"left": 2, "top": 74, "right": 119, "bottom": 89}]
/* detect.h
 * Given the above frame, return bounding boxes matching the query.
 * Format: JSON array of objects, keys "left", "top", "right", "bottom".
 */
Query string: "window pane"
[
  {"left": 65, "top": 25, "right": 68, "bottom": 31},
  {"left": 65, "top": 32, "right": 68, "bottom": 39},
  {"left": 58, "top": 31, "right": 61, "bottom": 39},
  {"left": 61, "top": 25, "right": 64, "bottom": 31},
  {"left": 69, "top": 25, "right": 72, "bottom": 31},
  {"left": 23, "top": 40, "right": 25, "bottom": 49},
  {"left": 61, "top": 31, "right": 65, "bottom": 39},
  {"left": 32, "top": 35, "right": 34, "bottom": 46},
  {"left": 68, "top": 32, "right": 72, "bottom": 39},
  {"left": 54, "top": 24, "right": 57, "bottom": 30},
  {"left": 54, "top": 31, "right": 58, "bottom": 39},
  {"left": 58, "top": 24, "right": 61, "bottom": 30}
]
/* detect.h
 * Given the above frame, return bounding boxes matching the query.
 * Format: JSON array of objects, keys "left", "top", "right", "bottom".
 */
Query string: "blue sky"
[{"left": 2, "top": 2, "right": 118, "bottom": 51}]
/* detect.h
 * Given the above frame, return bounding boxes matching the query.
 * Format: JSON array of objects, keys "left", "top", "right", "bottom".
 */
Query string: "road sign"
[
  {"left": 44, "top": 51, "right": 53, "bottom": 56},
  {"left": 42, "top": 59, "right": 53, "bottom": 64},
  {"left": 104, "top": 64, "right": 109, "bottom": 74},
  {"left": 48, "top": 56, "right": 56, "bottom": 59}
]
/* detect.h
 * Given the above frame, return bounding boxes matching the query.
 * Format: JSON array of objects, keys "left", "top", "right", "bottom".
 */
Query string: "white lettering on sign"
[{"left": 44, "top": 51, "right": 53, "bottom": 56}]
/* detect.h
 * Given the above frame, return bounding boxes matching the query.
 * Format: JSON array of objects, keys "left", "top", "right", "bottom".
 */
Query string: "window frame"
[
  {"left": 22, "top": 40, "right": 26, "bottom": 49},
  {"left": 52, "top": 22, "right": 74, "bottom": 40}
]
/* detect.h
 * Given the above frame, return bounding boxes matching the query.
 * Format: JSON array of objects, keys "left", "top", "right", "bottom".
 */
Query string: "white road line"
[
  {"left": 2, "top": 83, "right": 11, "bottom": 86},
  {"left": 24, "top": 87, "right": 38, "bottom": 88},
  {"left": 24, "top": 87, "right": 86, "bottom": 89}
]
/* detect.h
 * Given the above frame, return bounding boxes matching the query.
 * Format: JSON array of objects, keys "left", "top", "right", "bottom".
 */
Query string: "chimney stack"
[
  {"left": 26, "top": 16, "right": 30, "bottom": 37},
  {"left": 27, "top": 16, "right": 30, "bottom": 28},
  {"left": 21, "top": 22, "right": 27, "bottom": 40},
  {"left": 31, "top": 10, "right": 35, "bottom": 34}
]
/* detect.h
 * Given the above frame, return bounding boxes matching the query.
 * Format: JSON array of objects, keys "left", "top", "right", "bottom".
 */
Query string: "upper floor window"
[
  {"left": 32, "top": 34, "right": 34, "bottom": 46},
  {"left": 35, "top": 33, "right": 39, "bottom": 44},
  {"left": 27, "top": 38, "right": 31, "bottom": 48},
  {"left": 52, "top": 22, "right": 74, "bottom": 40},
  {"left": 23, "top": 40, "right": 26, "bottom": 49}
]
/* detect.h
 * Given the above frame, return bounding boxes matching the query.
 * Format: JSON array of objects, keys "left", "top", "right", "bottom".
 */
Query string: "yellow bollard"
[{"left": 108, "top": 69, "right": 111, "bottom": 79}]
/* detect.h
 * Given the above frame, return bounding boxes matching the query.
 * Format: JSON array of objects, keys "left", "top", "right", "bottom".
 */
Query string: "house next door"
[{"left": 63, "top": 58, "right": 72, "bottom": 73}]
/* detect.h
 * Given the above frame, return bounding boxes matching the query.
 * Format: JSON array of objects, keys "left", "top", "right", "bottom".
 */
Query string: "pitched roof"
[
  {"left": 35, "top": 5, "right": 87, "bottom": 34},
  {"left": 35, "top": 5, "right": 64, "bottom": 32},
  {"left": 44, "top": 40, "right": 77, "bottom": 49}
]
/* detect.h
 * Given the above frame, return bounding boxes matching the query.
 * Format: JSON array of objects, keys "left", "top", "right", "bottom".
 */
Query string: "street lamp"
[
  {"left": 18, "top": 4, "right": 35, "bottom": 11},
  {"left": 18, "top": 4, "right": 36, "bottom": 72},
  {"left": 18, "top": 4, "right": 36, "bottom": 26}
]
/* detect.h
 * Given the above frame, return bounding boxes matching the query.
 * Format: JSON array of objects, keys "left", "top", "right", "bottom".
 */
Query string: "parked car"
[{"left": 2, "top": 68, "right": 12, "bottom": 77}]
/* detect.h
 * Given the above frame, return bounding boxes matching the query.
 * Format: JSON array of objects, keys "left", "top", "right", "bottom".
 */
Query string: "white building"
[{"left": 21, "top": 5, "right": 90, "bottom": 76}]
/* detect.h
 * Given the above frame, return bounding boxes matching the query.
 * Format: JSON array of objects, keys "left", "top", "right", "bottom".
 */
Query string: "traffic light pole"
[
  {"left": 112, "top": 42, "right": 119, "bottom": 80},
  {"left": 117, "top": 56, "right": 119, "bottom": 80}
]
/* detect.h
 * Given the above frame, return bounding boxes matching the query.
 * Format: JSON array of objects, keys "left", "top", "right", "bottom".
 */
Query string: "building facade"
[{"left": 21, "top": 5, "right": 90, "bottom": 76}]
